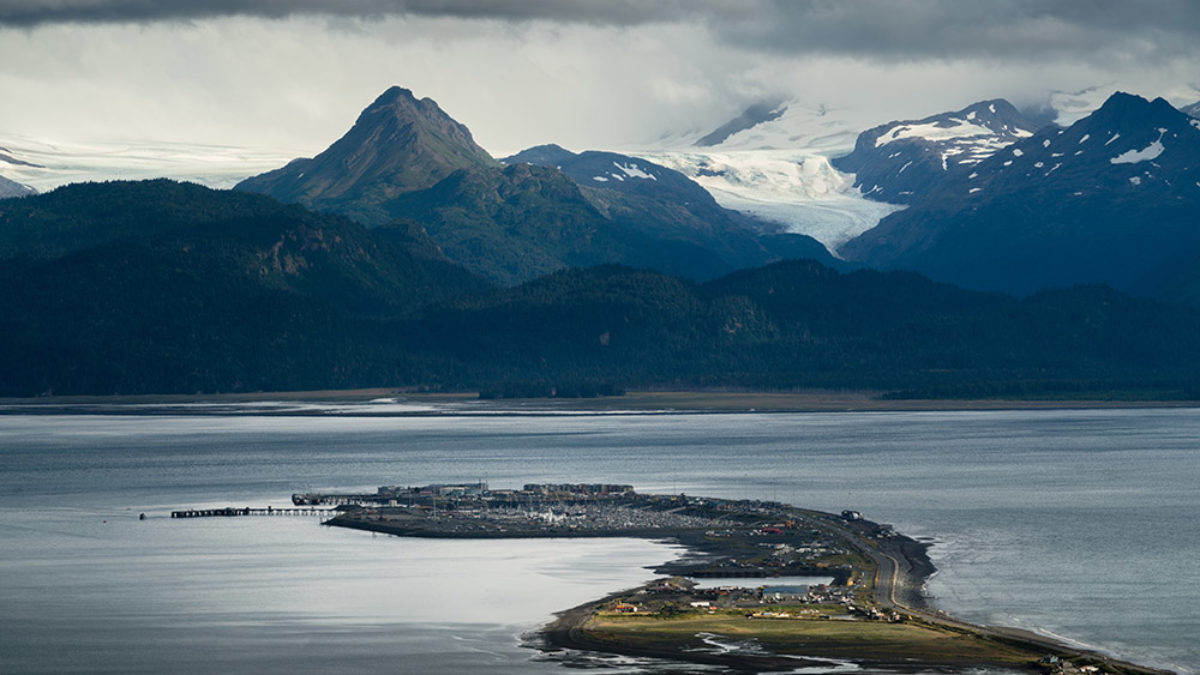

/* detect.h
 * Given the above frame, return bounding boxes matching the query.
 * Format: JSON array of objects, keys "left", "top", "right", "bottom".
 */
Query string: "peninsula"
[{"left": 305, "top": 482, "right": 1173, "bottom": 675}]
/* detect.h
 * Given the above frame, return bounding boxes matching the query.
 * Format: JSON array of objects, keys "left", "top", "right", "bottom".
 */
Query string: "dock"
[{"left": 170, "top": 506, "right": 336, "bottom": 518}]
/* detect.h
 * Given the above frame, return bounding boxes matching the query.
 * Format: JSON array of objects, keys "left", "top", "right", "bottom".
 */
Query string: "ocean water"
[{"left": 0, "top": 407, "right": 1197, "bottom": 674}]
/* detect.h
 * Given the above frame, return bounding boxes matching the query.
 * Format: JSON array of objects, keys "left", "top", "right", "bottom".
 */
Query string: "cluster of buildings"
[
  {"left": 294, "top": 482, "right": 634, "bottom": 507},
  {"left": 605, "top": 577, "right": 900, "bottom": 622}
]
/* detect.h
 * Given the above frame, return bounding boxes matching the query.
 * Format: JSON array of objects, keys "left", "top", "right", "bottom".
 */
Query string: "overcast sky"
[{"left": 1, "top": 1, "right": 1198, "bottom": 157}]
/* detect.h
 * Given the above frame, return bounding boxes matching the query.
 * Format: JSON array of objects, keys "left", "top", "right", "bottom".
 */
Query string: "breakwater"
[{"left": 170, "top": 506, "right": 335, "bottom": 518}]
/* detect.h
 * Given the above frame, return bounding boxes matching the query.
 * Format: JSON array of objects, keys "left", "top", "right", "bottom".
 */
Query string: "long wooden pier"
[{"left": 170, "top": 506, "right": 336, "bottom": 518}]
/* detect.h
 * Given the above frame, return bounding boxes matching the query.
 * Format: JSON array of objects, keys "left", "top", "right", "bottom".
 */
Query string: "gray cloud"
[
  {"left": 3, "top": 1, "right": 1198, "bottom": 63},
  {"left": 0, "top": 0, "right": 687, "bottom": 28},
  {"left": 716, "top": 0, "right": 1200, "bottom": 62}
]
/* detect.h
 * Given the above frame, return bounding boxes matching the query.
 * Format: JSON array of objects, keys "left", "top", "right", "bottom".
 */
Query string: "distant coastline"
[{"left": 2, "top": 388, "right": 1198, "bottom": 416}]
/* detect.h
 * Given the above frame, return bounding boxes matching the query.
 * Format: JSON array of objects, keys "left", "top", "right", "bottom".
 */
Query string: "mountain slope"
[
  {"left": 0, "top": 178, "right": 489, "bottom": 314},
  {"left": 832, "top": 99, "right": 1039, "bottom": 204},
  {"left": 0, "top": 179, "right": 495, "bottom": 395},
  {"left": 695, "top": 99, "right": 789, "bottom": 147},
  {"left": 396, "top": 260, "right": 1200, "bottom": 397},
  {"left": 0, "top": 174, "right": 35, "bottom": 199},
  {"left": 5, "top": 183, "right": 1200, "bottom": 399},
  {"left": 384, "top": 163, "right": 638, "bottom": 286},
  {"left": 239, "top": 89, "right": 836, "bottom": 285},
  {"left": 500, "top": 144, "right": 837, "bottom": 275},
  {"left": 840, "top": 92, "right": 1200, "bottom": 303},
  {"left": 235, "top": 87, "right": 498, "bottom": 224}
]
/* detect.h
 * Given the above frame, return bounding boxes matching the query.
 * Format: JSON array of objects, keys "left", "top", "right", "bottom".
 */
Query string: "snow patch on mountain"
[
  {"left": 1110, "top": 128, "right": 1166, "bottom": 164},
  {"left": 613, "top": 162, "right": 656, "bottom": 180},
  {"left": 873, "top": 119, "right": 996, "bottom": 148}
]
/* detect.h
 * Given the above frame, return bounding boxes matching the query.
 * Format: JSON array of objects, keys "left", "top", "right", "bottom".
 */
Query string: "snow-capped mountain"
[
  {"left": 693, "top": 99, "right": 790, "bottom": 148},
  {"left": 0, "top": 173, "right": 35, "bottom": 198},
  {"left": 841, "top": 92, "right": 1200, "bottom": 304},
  {"left": 832, "top": 99, "right": 1039, "bottom": 204},
  {"left": 645, "top": 97, "right": 867, "bottom": 155},
  {"left": 502, "top": 144, "right": 676, "bottom": 193},
  {"left": 1182, "top": 100, "right": 1200, "bottom": 119},
  {"left": 499, "top": 143, "right": 839, "bottom": 272}
]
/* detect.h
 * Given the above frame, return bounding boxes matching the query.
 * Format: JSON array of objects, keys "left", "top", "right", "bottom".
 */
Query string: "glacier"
[
  {"left": 0, "top": 135, "right": 302, "bottom": 192},
  {"left": 642, "top": 149, "right": 904, "bottom": 254}
]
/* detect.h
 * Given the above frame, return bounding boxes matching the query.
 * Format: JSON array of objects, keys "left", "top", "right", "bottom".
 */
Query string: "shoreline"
[
  {"left": 539, "top": 514, "right": 945, "bottom": 673},
  {"left": 3, "top": 388, "right": 1198, "bottom": 416},
  {"left": 321, "top": 496, "right": 1173, "bottom": 675}
]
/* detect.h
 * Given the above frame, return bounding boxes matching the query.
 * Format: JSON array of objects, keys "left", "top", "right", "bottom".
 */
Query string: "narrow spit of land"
[{"left": 307, "top": 482, "right": 1174, "bottom": 675}]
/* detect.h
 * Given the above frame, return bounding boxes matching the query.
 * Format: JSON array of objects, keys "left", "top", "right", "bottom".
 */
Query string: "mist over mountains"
[{"left": 2, "top": 85, "right": 1200, "bottom": 398}]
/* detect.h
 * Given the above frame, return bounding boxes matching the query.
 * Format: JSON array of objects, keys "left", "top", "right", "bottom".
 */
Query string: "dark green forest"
[{"left": 2, "top": 180, "right": 1199, "bottom": 399}]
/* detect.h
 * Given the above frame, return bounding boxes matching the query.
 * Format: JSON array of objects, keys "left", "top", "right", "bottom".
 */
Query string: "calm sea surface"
[{"left": 1, "top": 406, "right": 1197, "bottom": 674}]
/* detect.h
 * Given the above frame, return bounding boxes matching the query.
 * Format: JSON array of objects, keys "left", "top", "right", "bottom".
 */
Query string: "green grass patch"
[{"left": 585, "top": 613, "right": 1047, "bottom": 666}]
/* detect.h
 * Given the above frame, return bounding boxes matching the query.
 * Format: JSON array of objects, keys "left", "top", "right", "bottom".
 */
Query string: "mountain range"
[
  {"left": 832, "top": 98, "right": 1040, "bottom": 204},
  {"left": 839, "top": 92, "right": 1200, "bottom": 305},
  {"left": 3, "top": 85, "right": 1200, "bottom": 398},
  {"left": 236, "top": 87, "right": 834, "bottom": 285}
]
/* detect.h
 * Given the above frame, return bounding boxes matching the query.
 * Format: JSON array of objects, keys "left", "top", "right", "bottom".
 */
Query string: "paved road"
[{"left": 801, "top": 510, "right": 1175, "bottom": 675}]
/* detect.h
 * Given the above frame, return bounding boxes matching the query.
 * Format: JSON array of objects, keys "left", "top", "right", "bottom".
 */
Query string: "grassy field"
[{"left": 584, "top": 613, "right": 1048, "bottom": 666}]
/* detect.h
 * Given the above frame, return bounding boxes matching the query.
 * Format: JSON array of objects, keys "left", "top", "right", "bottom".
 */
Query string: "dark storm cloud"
[
  {"left": 716, "top": 0, "right": 1200, "bottom": 62},
  {"left": 2, "top": 0, "right": 1199, "bottom": 62}
]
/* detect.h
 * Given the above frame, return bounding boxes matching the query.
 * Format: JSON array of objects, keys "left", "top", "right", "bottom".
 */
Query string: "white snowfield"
[
  {"left": 0, "top": 135, "right": 303, "bottom": 192},
  {"left": 873, "top": 119, "right": 995, "bottom": 147},
  {"left": 642, "top": 100, "right": 866, "bottom": 156}
]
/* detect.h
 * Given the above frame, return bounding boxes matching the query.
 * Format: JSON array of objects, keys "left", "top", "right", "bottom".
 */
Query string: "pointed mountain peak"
[
  {"left": 362, "top": 86, "right": 453, "bottom": 123},
  {"left": 372, "top": 85, "right": 417, "bottom": 105},
  {"left": 1070, "top": 91, "right": 1197, "bottom": 140},
  {"left": 962, "top": 98, "right": 1020, "bottom": 116},
  {"left": 236, "top": 86, "right": 497, "bottom": 221},
  {"left": 1090, "top": 91, "right": 1176, "bottom": 120}
]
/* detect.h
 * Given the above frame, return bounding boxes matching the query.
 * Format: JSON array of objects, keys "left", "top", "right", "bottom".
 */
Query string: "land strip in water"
[{"left": 310, "top": 482, "right": 1173, "bottom": 675}]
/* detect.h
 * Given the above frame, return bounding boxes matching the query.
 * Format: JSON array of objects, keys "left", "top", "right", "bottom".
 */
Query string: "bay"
[{"left": 1, "top": 407, "right": 1197, "bottom": 674}]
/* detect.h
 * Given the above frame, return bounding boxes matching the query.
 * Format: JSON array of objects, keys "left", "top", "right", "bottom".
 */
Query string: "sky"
[{"left": 1, "top": 1, "right": 1199, "bottom": 158}]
